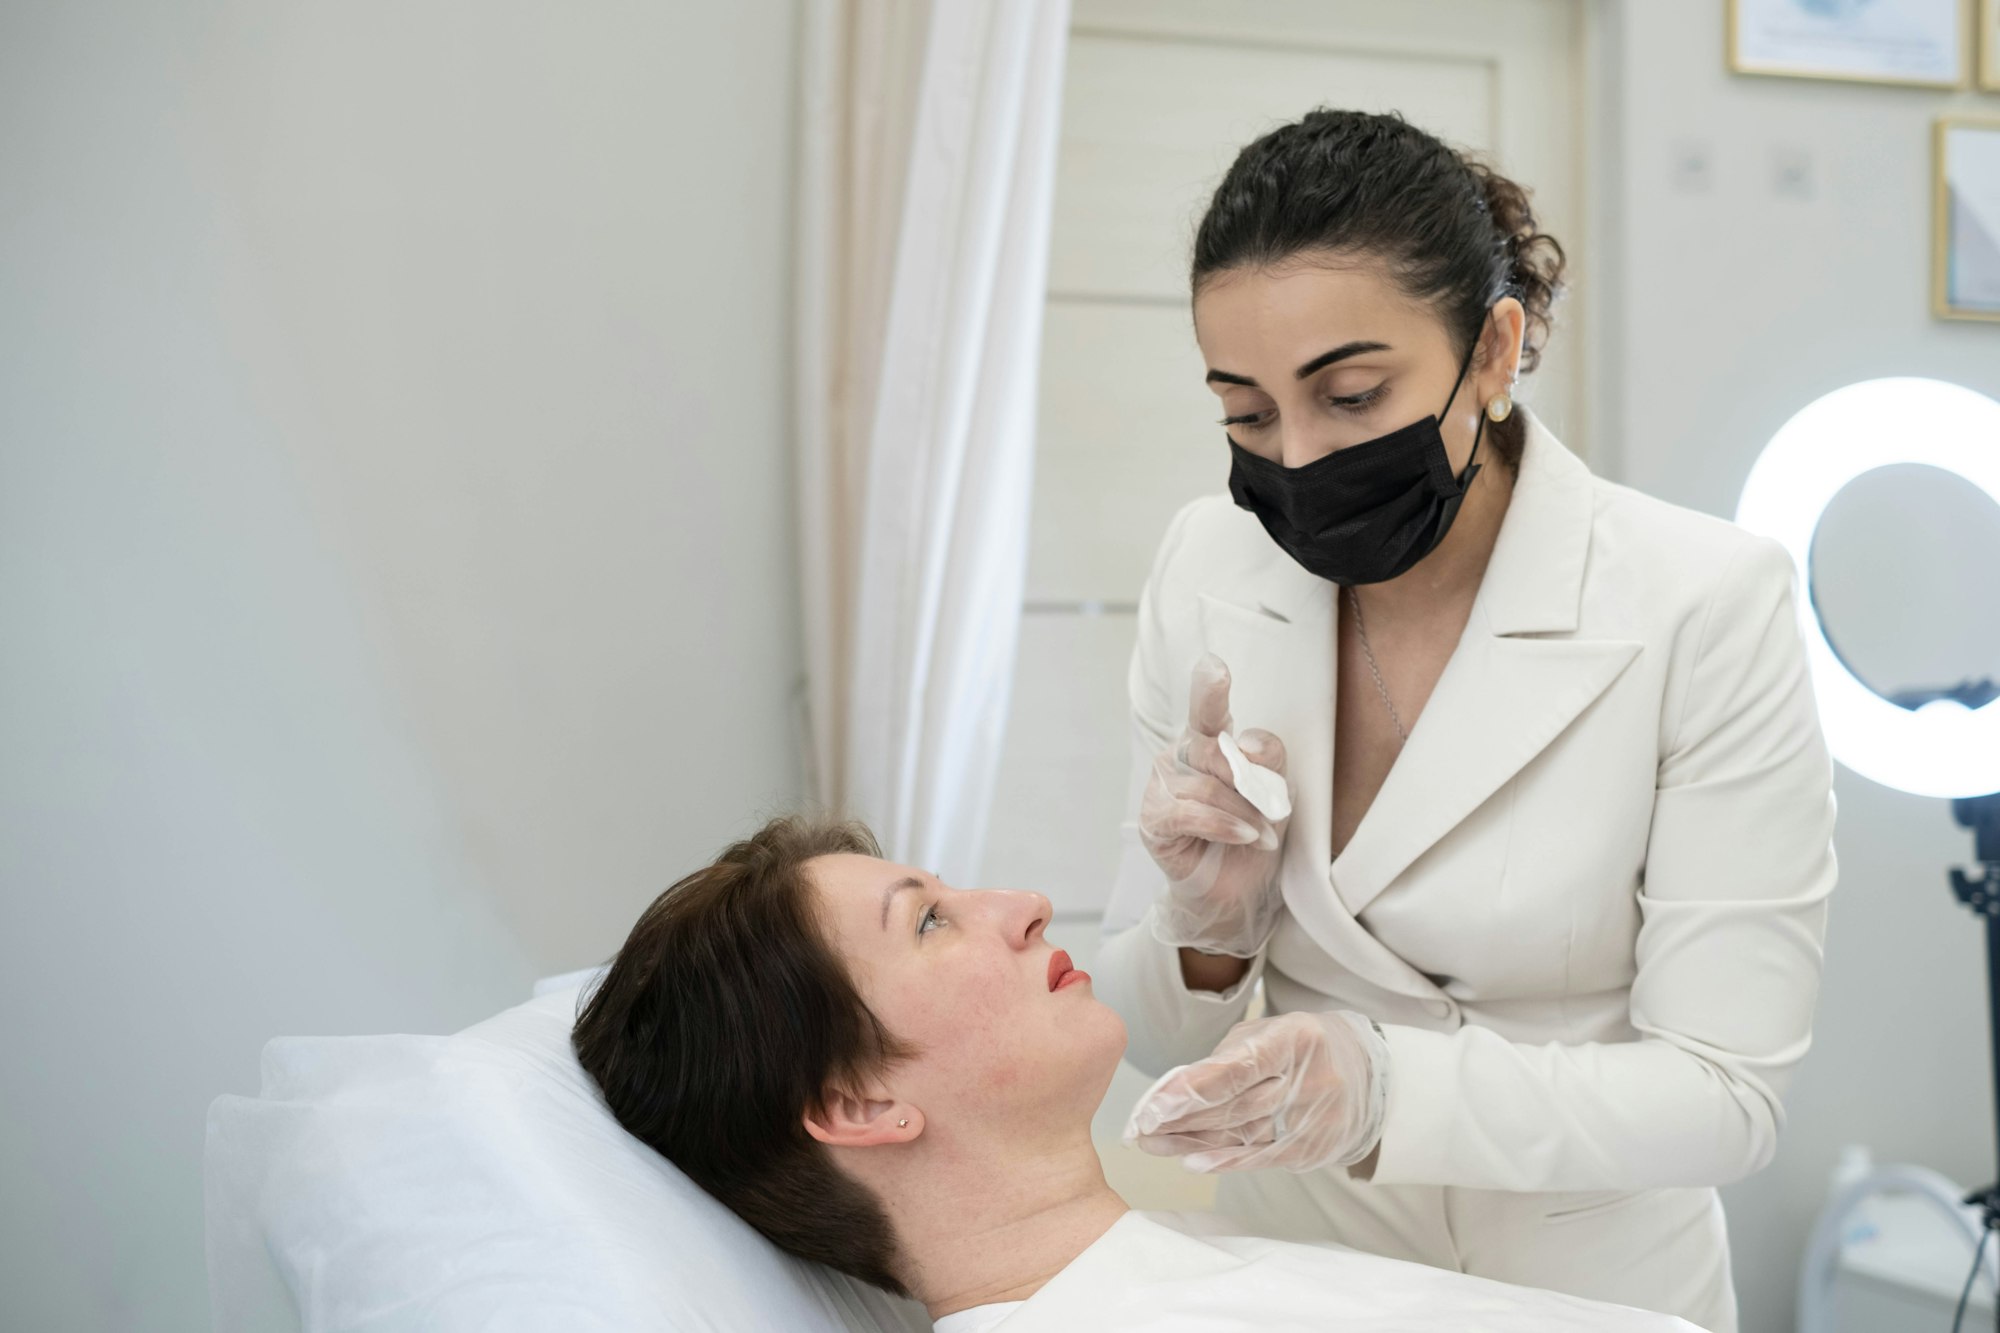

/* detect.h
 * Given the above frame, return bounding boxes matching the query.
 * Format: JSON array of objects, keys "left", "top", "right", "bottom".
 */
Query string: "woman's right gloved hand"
[{"left": 1137, "top": 654, "right": 1291, "bottom": 959}]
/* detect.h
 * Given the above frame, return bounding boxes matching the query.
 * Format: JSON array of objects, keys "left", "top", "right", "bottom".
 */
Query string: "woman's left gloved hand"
[{"left": 1121, "top": 1009, "right": 1390, "bottom": 1174}]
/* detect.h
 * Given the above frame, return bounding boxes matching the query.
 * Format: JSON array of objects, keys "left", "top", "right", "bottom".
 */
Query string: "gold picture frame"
[
  {"left": 1728, "top": 0, "right": 1972, "bottom": 89},
  {"left": 1982, "top": 0, "right": 2000, "bottom": 89},
  {"left": 1934, "top": 116, "right": 2000, "bottom": 323}
]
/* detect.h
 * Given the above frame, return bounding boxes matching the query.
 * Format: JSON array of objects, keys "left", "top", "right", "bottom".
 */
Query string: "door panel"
[
  {"left": 1051, "top": 33, "right": 1495, "bottom": 300},
  {"left": 1027, "top": 301, "right": 1222, "bottom": 604}
]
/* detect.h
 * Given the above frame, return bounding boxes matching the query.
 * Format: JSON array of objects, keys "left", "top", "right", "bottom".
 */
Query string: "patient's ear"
[{"left": 803, "top": 1082, "right": 922, "bottom": 1148}]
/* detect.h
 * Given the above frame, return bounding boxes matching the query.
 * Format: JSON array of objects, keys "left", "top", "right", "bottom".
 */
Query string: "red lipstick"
[{"left": 1047, "top": 950, "right": 1089, "bottom": 991}]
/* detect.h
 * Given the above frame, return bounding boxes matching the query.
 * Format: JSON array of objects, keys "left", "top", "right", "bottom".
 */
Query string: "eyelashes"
[
  {"left": 918, "top": 904, "right": 944, "bottom": 937},
  {"left": 1217, "top": 384, "right": 1388, "bottom": 430},
  {"left": 1331, "top": 384, "right": 1389, "bottom": 412}
]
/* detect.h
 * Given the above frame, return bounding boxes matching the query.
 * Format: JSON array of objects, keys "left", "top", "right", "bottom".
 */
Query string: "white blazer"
[{"left": 1095, "top": 413, "right": 1835, "bottom": 1326}]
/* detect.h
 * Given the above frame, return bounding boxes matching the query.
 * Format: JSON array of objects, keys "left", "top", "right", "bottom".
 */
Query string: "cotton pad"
[{"left": 1218, "top": 730, "right": 1291, "bottom": 822}]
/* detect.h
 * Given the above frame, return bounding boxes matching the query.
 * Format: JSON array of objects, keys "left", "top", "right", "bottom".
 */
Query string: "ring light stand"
[
  {"left": 1896, "top": 683, "right": 2000, "bottom": 1274},
  {"left": 1946, "top": 748, "right": 2000, "bottom": 1239},
  {"left": 1732, "top": 378, "right": 2000, "bottom": 1333}
]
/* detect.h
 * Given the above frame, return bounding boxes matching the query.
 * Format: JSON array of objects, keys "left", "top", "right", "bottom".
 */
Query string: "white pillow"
[{"left": 204, "top": 985, "right": 933, "bottom": 1333}]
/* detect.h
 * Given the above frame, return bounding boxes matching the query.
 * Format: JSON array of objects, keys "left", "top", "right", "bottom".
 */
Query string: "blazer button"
[{"left": 1426, "top": 1000, "right": 1451, "bottom": 1020}]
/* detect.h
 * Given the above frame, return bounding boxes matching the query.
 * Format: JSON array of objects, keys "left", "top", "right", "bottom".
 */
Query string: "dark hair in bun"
[{"left": 1192, "top": 108, "right": 1567, "bottom": 465}]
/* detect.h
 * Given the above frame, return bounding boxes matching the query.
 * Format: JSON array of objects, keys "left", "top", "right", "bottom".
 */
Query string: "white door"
[{"left": 983, "top": 0, "right": 1587, "bottom": 918}]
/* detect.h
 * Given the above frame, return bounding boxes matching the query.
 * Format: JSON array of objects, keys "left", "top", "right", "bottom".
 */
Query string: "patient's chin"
[
  {"left": 1071, "top": 1006, "right": 1128, "bottom": 1100},
  {"left": 1098, "top": 1008, "right": 1129, "bottom": 1061}
]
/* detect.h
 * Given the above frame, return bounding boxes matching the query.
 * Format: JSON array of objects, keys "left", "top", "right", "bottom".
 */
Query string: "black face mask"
[{"left": 1226, "top": 337, "right": 1487, "bottom": 587}]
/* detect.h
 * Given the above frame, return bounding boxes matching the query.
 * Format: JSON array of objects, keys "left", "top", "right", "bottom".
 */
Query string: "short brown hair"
[{"left": 571, "top": 815, "right": 915, "bottom": 1294}]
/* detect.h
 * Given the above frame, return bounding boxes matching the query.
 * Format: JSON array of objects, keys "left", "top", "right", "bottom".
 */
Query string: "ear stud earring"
[
  {"left": 898, "top": 1119, "right": 909, "bottom": 1128},
  {"left": 1486, "top": 393, "right": 1514, "bottom": 423}
]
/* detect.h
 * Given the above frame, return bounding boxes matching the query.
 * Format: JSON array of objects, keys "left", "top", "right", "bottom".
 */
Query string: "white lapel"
[
  {"left": 1196, "top": 520, "right": 1439, "bottom": 1002},
  {"left": 1329, "top": 414, "right": 1641, "bottom": 919},
  {"left": 1194, "top": 413, "right": 1640, "bottom": 1001}
]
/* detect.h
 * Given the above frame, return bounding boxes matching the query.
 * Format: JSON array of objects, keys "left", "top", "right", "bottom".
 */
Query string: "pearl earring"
[{"left": 1485, "top": 393, "right": 1514, "bottom": 423}]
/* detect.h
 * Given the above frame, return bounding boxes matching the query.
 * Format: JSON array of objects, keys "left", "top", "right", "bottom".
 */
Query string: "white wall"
[
  {"left": 0, "top": 3, "right": 803, "bottom": 1330},
  {"left": 1592, "top": 5, "right": 2000, "bottom": 1329}
]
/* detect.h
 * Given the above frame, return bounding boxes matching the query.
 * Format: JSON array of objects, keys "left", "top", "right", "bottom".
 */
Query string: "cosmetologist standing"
[{"left": 1095, "top": 109, "right": 1837, "bottom": 1333}]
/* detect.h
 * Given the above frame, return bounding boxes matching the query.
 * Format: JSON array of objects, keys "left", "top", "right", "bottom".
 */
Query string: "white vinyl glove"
[
  {"left": 1121, "top": 1009, "right": 1390, "bottom": 1174},
  {"left": 1137, "top": 654, "right": 1291, "bottom": 958}
]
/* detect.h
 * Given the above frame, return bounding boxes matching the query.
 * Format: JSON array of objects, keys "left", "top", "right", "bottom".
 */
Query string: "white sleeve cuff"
[{"left": 1368, "top": 1024, "right": 1460, "bottom": 1187}]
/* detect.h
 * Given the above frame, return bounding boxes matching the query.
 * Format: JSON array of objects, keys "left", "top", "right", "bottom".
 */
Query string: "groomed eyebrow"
[
  {"left": 1203, "top": 340, "right": 1394, "bottom": 388},
  {"left": 879, "top": 876, "right": 925, "bottom": 930}
]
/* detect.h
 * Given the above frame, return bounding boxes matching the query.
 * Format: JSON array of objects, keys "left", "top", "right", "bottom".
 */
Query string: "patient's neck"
[{"left": 876, "top": 1128, "right": 1128, "bottom": 1319}]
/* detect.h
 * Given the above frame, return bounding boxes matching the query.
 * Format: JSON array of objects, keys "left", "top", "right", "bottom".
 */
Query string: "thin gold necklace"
[{"left": 1346, "top": 585, "right": 1407, "bottom": 743}]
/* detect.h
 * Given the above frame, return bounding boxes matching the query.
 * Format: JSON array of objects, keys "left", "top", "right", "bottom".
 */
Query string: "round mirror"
[
  {"left": 1810, "top": 463, "right": 2000, "bottom": 707},
  {"left": 1736, "top": 378, "right": 2000, "bottom": 798}
]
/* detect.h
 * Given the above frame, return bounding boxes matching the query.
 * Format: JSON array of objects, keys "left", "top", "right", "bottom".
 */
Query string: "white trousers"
[{"left": 1215, "top": 1165, "right": 1737, "bottom": 1333}]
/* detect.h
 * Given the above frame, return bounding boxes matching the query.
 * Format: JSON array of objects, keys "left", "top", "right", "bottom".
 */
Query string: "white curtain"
[{"left": 794, "top": 0, "right": 1070, "bottom": 880}]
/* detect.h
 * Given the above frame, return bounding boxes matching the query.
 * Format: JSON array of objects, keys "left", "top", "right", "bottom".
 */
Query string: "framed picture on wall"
[
  {"left": 1983, "top": 0, "right": 2000, "bottom": 89},
  {"left": 1934, "top": 118, "right": 2000, "bottom": 322},
  {"left": 1728, "top": 0, "right": 1971, "bottom": 88}
]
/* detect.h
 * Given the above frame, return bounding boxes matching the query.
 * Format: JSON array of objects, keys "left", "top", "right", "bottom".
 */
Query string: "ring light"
[{"left": 1734, "top": 377, "right": 2000, "bottom": 799}]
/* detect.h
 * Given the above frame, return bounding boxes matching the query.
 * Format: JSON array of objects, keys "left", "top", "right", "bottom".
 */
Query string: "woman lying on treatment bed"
[{"left": 572, "top": 816, "right": 1698, "bottom": 1332}]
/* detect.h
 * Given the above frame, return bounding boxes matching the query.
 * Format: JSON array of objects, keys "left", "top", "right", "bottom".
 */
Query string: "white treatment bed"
[{"left": 203, "top": 973, "right": 931, "bottom": 1332}]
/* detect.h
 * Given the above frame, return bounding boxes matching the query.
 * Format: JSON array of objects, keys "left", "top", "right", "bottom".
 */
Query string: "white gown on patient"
[{"left": 931, "top": 1211, "right": 1699, "bottom": 1333}]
